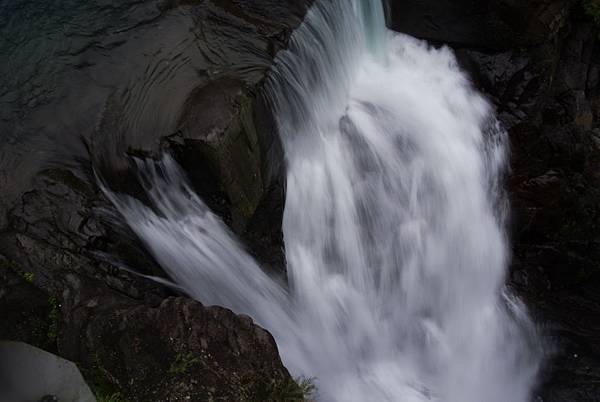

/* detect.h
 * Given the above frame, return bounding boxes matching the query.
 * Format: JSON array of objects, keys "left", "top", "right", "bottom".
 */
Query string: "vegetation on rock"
[
  {"left": 96, "top": 393, "right": 128, "bottom": 402},
  {"left": 168, "top": 353, "right": 200, "bottom": 376},
  {"left": 583, "top": 0, "right": 600, "bottom": 26},
  {"left": 46, "top": 296, "right": 59, "bottom": 344}
]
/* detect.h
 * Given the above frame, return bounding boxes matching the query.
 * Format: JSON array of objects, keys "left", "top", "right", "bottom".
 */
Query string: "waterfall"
[{"left": 105, "top": 0, "right": 542, "bottom": 400}]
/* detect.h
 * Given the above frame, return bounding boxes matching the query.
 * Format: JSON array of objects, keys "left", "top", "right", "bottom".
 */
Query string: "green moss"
[
  {"left": 79, "top": 354, "right": 128, "bottom": 402},
  {"left": 22, "top": 272, "right": 34, "bottom": 282},
  {"left": 295, "top": 377, "right": 317, "bottom": 400},
  {"left": 583, "top": 0, "right": 600, "bottom": 26},
  {"left": 253, "top": 376, "right": 317, "bottom": 402},
  {"left": 0, "top": 257, "right": 33, "bottom": 283},
  {"left": 96, "top": 393, "right": 127, "bottom": 402},
  {"left": 14, "top": 268, "right": 35, "bottom": 283},
  {"left": 196, "top": 89, "right": 263, "bottom": 229},
  {"left": 168, "top": 353, "right": 200, "bottom": 375},
  {"left": 47, "top": 296, "right": 59, "bottom": 343}
]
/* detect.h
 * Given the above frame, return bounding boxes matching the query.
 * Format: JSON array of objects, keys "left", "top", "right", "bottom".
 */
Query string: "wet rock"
[
  {"left": 79, "top": 297, "right": 300, "bottom": 402},
  {"left": 165, "top": 77, "right": 287, "bottom": 271},
  {"left": 167, "top": 78, "right": 264, "bottom": 231},
  {"left": 1, "top": 257, "right": 301, "bottom": 401},
  {"left": 455, "top": 44, "right": 557, "bottom": 125},
  {"left": 0, "top": 260, "right": 55, "bottom": 352},
  {"left": 387, "top": 0, "right": 573, "bottom": 51},
  {"left": 0, "top": 166, "right": 170, "bottom": 307}
]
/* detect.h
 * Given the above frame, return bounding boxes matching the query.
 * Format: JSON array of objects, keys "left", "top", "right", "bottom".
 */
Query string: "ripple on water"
[{"left": 0, "top": 0, "right": 307, "bottom": 207}]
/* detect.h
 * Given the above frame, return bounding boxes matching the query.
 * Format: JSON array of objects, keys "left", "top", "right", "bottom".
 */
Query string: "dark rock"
[
  {"left": 386, "top": 0, "right": 573, "bottom": 51},
  {"left": 167, "top": 78, "right": 265, "bottom": 231},
  {"left": 163, "top": 76, "right": 287, "bottom": 271},
  {"left": 0, "top": 165, "right": 170, "bottom": 307},
  {"left": 79, "top": 297, "right": 299, "bottom": 402},
  {"left": 0, "top": 261, "right": 54, "bottom": 352},
  {"left": 0, "top": 255, "right": 301, "bottom": 401}
]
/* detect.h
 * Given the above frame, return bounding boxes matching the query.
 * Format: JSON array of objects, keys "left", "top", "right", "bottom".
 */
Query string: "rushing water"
[{"left": 107, "top": 0, "right": 542, "bottom": 400}]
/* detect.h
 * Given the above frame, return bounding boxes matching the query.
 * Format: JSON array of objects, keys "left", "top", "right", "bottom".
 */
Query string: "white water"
[{"left": 105, "top": 0, "right": 542, "bottom": 400}]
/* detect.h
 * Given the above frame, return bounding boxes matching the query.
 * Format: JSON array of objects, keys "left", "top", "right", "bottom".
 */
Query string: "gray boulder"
[{"left": 0, "top": 341, "right": 95, "bottom": 402}]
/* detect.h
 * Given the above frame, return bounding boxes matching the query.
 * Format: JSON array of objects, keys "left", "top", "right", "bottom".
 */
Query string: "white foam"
[{"left": 106, "top": 1, "right": 542, "bottom": 400}]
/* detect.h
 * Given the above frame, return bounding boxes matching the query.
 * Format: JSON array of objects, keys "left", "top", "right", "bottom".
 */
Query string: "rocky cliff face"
[
  {"left": 388, "top": 1, "right": 600, "bottom": 400},
  {"left": 0, "top": 0, "right": 312, "bottom": 400}
]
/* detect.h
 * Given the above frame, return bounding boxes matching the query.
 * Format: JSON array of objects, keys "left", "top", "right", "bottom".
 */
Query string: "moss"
[
  {"left": 0, "top": 256, "right": 17, "bottom": 270},
  {"left": 583, "top": 0, "right": 600, "bottom": 26},
  {"left": 0, "top": 257, "right": 33, "bottom": 283},
  {"left": 22, "top": 272, "right": 34, "bottom": 282},
  {"left": 79, "top": 354, "right": 128, "bottom": 402},
  {"left": 193, "top": 88, "right": 263, "bottom": 229},
  {"left": 168, "top": 353, "right": 200, "bottom": 375},
  {"left": 295, "top": 377, "right": 317, "bottom": 400},
  {"left": 253, "top": 376, "right": 317, "bottom": 402},
  {"left": 47, "top": 296, "right": 59, "bottom": 344},
  {"left": 214, "top": 91, "right": 263, "bottom": 229},
  {"left": 14, "top": 268, "right": 34, "bottom": 283},
  {"left": 96, "top": 393, "right": 127, "bottom": 402}
]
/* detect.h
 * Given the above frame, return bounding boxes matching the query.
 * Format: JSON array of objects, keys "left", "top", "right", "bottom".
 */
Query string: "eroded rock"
[{"left": 80, "top": 297, "right": 300, "bottom": 402}]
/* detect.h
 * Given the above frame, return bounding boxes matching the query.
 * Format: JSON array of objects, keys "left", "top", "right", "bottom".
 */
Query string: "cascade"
[{"left": 105, "top": 1, "right": 542, "bottom": 400}]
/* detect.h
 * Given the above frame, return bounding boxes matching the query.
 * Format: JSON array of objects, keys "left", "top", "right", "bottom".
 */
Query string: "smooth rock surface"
[{"left": 0, "top": 341, "right": 96, "bottom": 402}]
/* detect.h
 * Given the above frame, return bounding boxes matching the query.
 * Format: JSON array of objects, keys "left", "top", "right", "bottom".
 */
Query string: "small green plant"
[
  {"left": 22, "top": 272, "right": 34, "bottom": 282},
  {"left": 583, "top": 0, "right": 600, "bottom": 26},
  {"left": 295, "top": 377, "right": 317, "bottom": 400},
  {"left": 168, "top": 353, "right": 200, "bottom": 375},
  {"left": 96, "top": 393, "right": 126, "bottom": 402},
  {"left": 255, "top": 376, "right": 317, "bottom": 401},
  {"left": 79, "top": 354, "right": 126, "bottom": 402},
  {"left": 0, "top": 257, "right": 34, "bottom": 283},
  {"left": 47, "top": 296, "right": 59, "bottom": 343}
]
